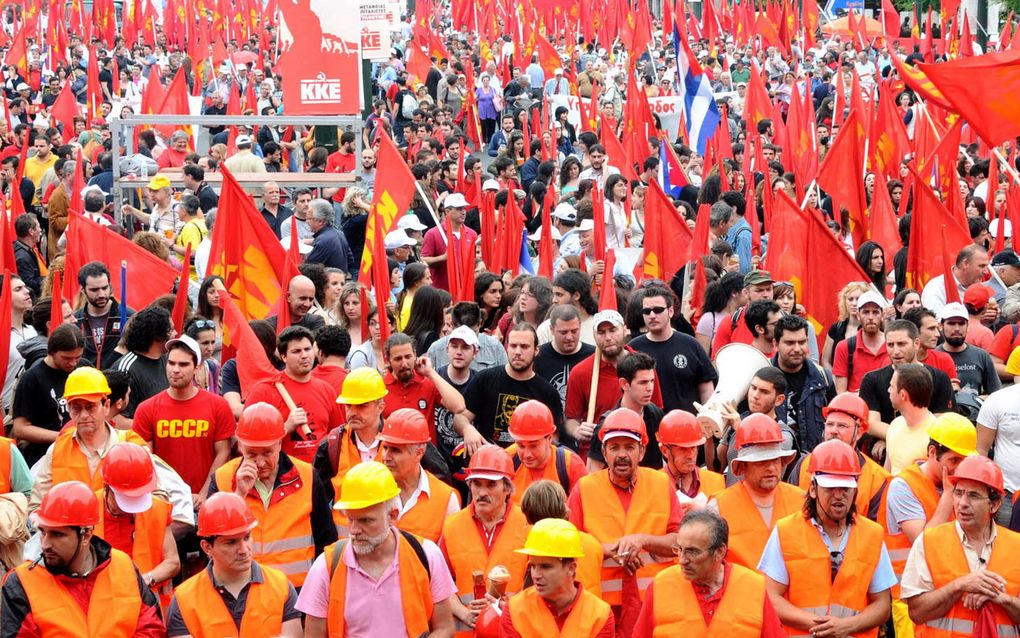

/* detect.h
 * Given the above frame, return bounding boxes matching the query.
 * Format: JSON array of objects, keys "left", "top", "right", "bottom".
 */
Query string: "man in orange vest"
[
  {"left": 567, "top": 408, "right": 681, "bottom": 635},
  {"left": 884, "top": 414, "right": 976, "bottom": 638},
  {"left": 94, "top": 442, "right": 179, "bottom": 604},
  {"left": 0, "top": 481, "right": 166, "bottom": 636},
  {"left": 787, "top": 392, "right": 891, "bottom": 520},
  {"left": 658, "top": 409, "right": 726, "bottom": 503},
  {"left": 759, "top": 439, "right": 896, "bottom": 637},
  {"left": 380, "top": 408, "right": 460, "bottom": 543},
  {"left": 209, "top": 402, "right": 337, "bottom": 588},
  {"left": 298, "top": 461, "right": 457, "bottom": 637},
  {"left": 902, "top": 456, "right": 1020, "bottom": 636},
  {"left": 505, "top": 400, "right": 586, "bottom": 503},
  {"left": 0, "top": 433, "right": 32, "bottom": 571},
  {"left": 632, "top": 509, "right": 786, "bottom": 637},
  {"left": 500, "top": 518, "right": 615, "bottom": 637},
  {"left": 167, "top": 492, "right": 302, "bottom": 637},
  {"left": 441, "top": 444, "right": 531, "bottom": 635},
  {"left": 711, "top": 413, "right": 803, "bottom": 569}
]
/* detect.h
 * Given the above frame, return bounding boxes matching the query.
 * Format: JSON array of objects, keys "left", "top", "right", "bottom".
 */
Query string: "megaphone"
[{"left": 696, "top": 343, "right": 771, "bottom": 438}]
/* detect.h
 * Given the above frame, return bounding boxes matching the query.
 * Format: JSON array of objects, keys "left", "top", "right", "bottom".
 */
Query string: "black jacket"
[
  {"left": 12, "top": 240, "right": 41, "bottom": 297},
  {"left": 74, "top": 299, "right": 134, "bottom": 368}
]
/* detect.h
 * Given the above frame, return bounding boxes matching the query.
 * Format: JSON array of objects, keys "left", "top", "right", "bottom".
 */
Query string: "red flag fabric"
[
  {"left": 171, "top": 243, "right": 192, "bottom": 335},
  {"left": 881, "top": 0, "right": 899, "bottom": 36},
  {"left": 207, "top": 167, "right": 288, "bottom": 319},
  {"left": 870, "top": 84, "right": 911, "bottom": 176},
  {"left": 535, "top": 36, "right": 561, "bottom": 77},
  {"left": 50, "top": 270, "right": 64, "bottom": 332},
  {"left": 744, "top": 68, "right": 772, "bottom": 129},
  {"left": 917, "top": 49, "right": 1020, "bottom": 145},
  {"left": 4, "top": 26, "right": 27, "bottom": 76},
  {"left": 598, "top": 249, "right": 617, "bottom": 311},
  {"left": 86, "top": 51, "right": 102, "bottom": 118},
  {"left": 50, "top": 83, "right": 80, "bottom": 143},
  {"left": 816, "top": 109, "right": 869, "bottom": 247},
  {"left": 157, "top": 68, "right": 192, "bottom": 141},
  {"left": 869, "top": 169, "right": 901, "bottom": 254},
  {"left": 786, "top": 82, "right": 817, "bottom": 194},
  {"left": 218, "top": 288, "right": 277, "bottom": 397},
  {"left": 370, "top": 207, "right": 392, "bottom": 345},
  {"left": 766, "top": 192, "right": 871, "bottom": 345},
  {"left": 886, "top": 43, "right": 954, "bottom": 110},
  {"left": 642, "top": 180, "right": 694, "bottom": 281},
  {"left": 538, "top": 187, "right": 555, "bottom": 278},
  {"left": 940, "top": 226, "right": 963, "bottom": 304},
  {"left": 905, "top": 165, "right": 972, "bottom": 291},
  {"left": 360, "top": 132, "right": 417, "bottom": 281},
  {"left": 63, "top": 211, "right": 179, "bottom": 308},
  {"left": 599, "top": 114, "right": 638, "bottom": 182}
]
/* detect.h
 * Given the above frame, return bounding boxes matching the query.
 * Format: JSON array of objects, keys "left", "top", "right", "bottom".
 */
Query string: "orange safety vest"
[
  {"left": 15, "top": 547, "right": 142, "bottom": 636},
  {"left": 713, "top": 480, "right": 804, "bottom": 569},
  {"left": 51, "top": 428, "right": 147, "bottom": 489},
  {"left": 324, "top": 533, "right": 433, "bottom": 638},
  {"left": 214, "top": 456, "right": 315, "bottom": 587},
  {"left": 650, "top": 562, "right": 766, "bottom": 637},
  {"left": 577, "top": 532, "right": 604, "bottom": 598},
  {"left": 798, "top": 452, "right": 891, "bottom": 520},
  {"left": 776, "top": 513, "right": 886, "bottom": 638},
  {"left": 505, "top": 442, "right": 577, "bottom": 504},
  {"left": 0, "top": 436, "right": 13, "bottom": 493},
  {"left": 882, "top": 463, "right": 942, "bottom": 581},
  {"left": 328, "top": 427, "right": 382, "bottom": 530},
  {"left": 396, "top": 470, "right": 458, "bottom": 543},
  {"left": 507, "top": 585, "right": 613, "bottom": 637},
  {"left": 577, "top": 467, "right": 675, "bottom": 605},
  {"left": 662, "top": 466, "right": 726, "bottom": 497},
  {"left": 917, "top": 522, "right": 1020, "bottom": 638},
  {"left": 175, "top": 564, "right": 291, "bottom": 638}
]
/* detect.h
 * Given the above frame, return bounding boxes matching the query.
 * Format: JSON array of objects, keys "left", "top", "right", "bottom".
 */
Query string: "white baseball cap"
[
  {"left": 482, "top": 179, "right": 501, "bottom": 192},
  {"left": 235, "top": 134, "right": 253, "bottom": 147},
  {"left": 397, "top": 214, "right": 427, "bottom": 231},
  {"left": 528, "top": 226, "right": 562, "bottom": 242},
  {"left": 165, "top": 334, "right": 202, "bottom": 364},
  {"left": 855, "top": 290, "right": 888, "bottom": 310},
  {"left": 444, "top": 193, "right": 469, "bottom": 208},
  {"left": 81, "top": 184, "right": 108, "bottom": 198},
  {"left": 448, "top": 325, "right": 479, "bottom": 348},
  {"left": 384, "top": 229, "right": 417, "bottom": 250},
  {"left": 592, "top": 310, "right": 625, "bottom": 328},
  {"left": 552, "top": 203, "right": 577, "bottom": 222},
  {"left": 577, "top": 219, "right": 595, "bottom": 232},
  {"left": 938, "top": 302, "right": 969, "bottom": 323}
]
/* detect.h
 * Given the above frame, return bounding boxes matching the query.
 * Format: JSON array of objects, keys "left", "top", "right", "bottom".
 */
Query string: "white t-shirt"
[{"left": 977, "top": 384, "right": 1020, "bottom": 492}]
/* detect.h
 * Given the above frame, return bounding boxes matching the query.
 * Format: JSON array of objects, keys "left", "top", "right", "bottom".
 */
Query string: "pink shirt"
[{"left": 295, "top": 528, "right": 457, "bottom": 636}]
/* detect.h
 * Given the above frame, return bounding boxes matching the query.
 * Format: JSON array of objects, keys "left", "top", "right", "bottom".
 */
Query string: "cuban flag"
[
  {"left": 673, "top": 26, "right": 720, "bottom": 156},
  {"left": 659, "top": 138, "right": 689, "bottom": 198}
]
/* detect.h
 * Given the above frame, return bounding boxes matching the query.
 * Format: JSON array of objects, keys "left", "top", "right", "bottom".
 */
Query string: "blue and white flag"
[{"left": 673, "top": 26, "right": 720, "bottom": 155}]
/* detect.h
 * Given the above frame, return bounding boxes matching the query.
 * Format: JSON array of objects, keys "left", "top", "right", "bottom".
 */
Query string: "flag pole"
[
  {"left": 798, "top": 179, "right": 818, "bottom": 209},
  {"left": 119, "top": 260, "right": 127, "bottom": 329},
  {"left": 414, "top": 181, "right": 447, "bottom": 244},
  {"left": 992, "top": 147, "right": 1020, "bottom": 186}
]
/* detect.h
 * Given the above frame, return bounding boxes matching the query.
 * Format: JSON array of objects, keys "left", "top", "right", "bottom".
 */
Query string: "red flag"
[
  {"left": 744, "top": 67, "right": 772, "bottom": 129},
  {"left": 870, "top": 83, "right": 911, "bottom": 176},
  {"left": 218, "top": 288, "right": 277, "bottom": 397},
  {"left": 642, "top": 180, "right": 694, "bottom": 281},
  {"left": 444, "top": 217, "right": 462, "bottom": 301},
  {"left": 816, "top": 109, "right": 869, "bottom": 247},
  {"left": 157, "top": 68, "right": 192, "bottom": 140},
  {"left": 960, "top": 11, "right": 974, "bottom": 57},
  {"left": 917, "top": 49, "right": 1020, "bottom": 145},
  {"left": 360, "top": 132, "right": 418, "bottom": 281},
  {"left": 880, "top": 0, "right": 899, "bottom": 36},
  {"left": 905, "top": 165, "right": 971, "bottom": 291},
  {"left": 598, "top": 249, "right": 617, "bottom": 311},
  {"left": 86, "top": 50, "right": 102, "bottom": 118},
  {"left": 939, "top": 225, "right": 963, "bottom": 304},
  {"left": 4, "top": 26, "right": 27, "bottom": 76},
  {"left": 70, "top": 148, "right": 85, "bottom": 215},
  {"left": 538, "top": 187, "right": 555, "bottom": 278},
  {"left": 599, "top": 114, "right": 638, "bottom": 182},
  {"left": 535, "top": 36, "right": 560, "bottom": 77},
  {"left": 785, "top": 82, "right": 817, "bottom": 195},
  {"left": 50, "top": 83, "right": 80, "bottom": 143},
  {"left": 886, "top": 43, "right": 953, "bottom": 110},
  {"left": 171, "top": 243, "right": 192, "bottom": 335},
  {"left": 869, "top": 169, "right": 901, "bottom": 254},
  {"left": 370, "top": 207, "right": 392, "bottom": 344}
]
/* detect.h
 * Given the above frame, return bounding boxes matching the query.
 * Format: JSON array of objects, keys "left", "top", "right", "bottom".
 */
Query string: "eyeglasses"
[
  {"left": 672, "top": 545, "right": 710, "bottom": 559},
  {"left": 952, "top": 489, "right": 990, "bottom": 502},
  {"left": 642, "top": 306, "right": 668, "bottom": 316}
]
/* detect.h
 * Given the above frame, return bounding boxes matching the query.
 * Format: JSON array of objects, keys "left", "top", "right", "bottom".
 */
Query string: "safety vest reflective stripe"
[
  {"left": 923, "top": 617, "right": 1019, "bottom": 637},
  {"left": 886, "top": 548, "right": 911, "bottom": 562},
  {"left": 252, "top": 535, "right": 316, "bottom": 554},
  {"left": 267, "top": 558, "right": 314, "bottom": 576}
]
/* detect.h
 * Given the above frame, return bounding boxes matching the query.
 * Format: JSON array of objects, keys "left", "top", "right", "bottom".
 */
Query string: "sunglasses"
[
  {"left": 191, "top": 319, "right": 215, "bottom": 330},
  {"left": 642, "top": 306, "right": 668, "bottom": 316}
]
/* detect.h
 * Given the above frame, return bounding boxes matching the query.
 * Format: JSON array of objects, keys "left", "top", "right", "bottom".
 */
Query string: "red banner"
[{"left": 277, "top": 1, "right": 362, "bottom": 115}]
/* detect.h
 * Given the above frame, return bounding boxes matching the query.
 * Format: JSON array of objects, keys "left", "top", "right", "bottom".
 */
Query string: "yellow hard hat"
[
  {"left": 1006, "top": 345, "right": 1020, "bottom": 376},
  {"left": 336, "top": 367, "right": 388, "bottom": 405},
  {"left": 515, "top": 518, "right": 585, "bottom": 558},
  {"left": 928, "top": 413, "right": 977, "bottom": 457},
  {"left": 63, "top": 367, "right": 112, "bottom": 401},
  {"left": 333, "top": 461, "right": 400, "bottom": 511}
]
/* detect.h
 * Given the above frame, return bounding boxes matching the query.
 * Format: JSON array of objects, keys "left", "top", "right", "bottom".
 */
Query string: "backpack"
[
  {"left": 511, "top": 446, "right": 571, "bottom": 494},
  {"left": 400, "top": 90, "right": 418, "bottom": 119},
  {"left": 327, "top": 530, "right": 431, "bottom": 578},
  {"left": 326, "top": 425, "right": 454, "bottom": 486},
  {"left": 844, "top": 335, "right": 858, "bottom": 384}
]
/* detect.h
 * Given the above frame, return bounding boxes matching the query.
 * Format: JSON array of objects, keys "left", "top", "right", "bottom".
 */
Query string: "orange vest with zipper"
[
  {"left": 504, "top": 442, "right": 579, "bottom": 504},
  {"left": 14, "top": 547, "right": 142, "bottom": 637},
  {"left": 93, "top": 488, "right": 172, "bottom": 574},
  {"left": 713, "top": 480, "right": 804, "bottom": 569},
  {"left": 175, "top": 564, "right": 290, "bottom": 638},
  {"left": 214, "top": 456, "right": 315, "bottom": 587},
  {"left": 507, "top": 585, "right": 612, "bottom": 637},
  {"left": 882, "top": 463, "right": 942, "bottom": 585},
  {"left": 577, "top": 466, "right": 675, "bottom": 606},
  {"left": 51, "top": 428, "right": 147, "bottom": 489},
  {"left": 916, "top": 522, "right": 1020, "bottom": 638},
  {"left": 396, "top": 470, "right": 457, "bottom": 543},
  {"left": 776, "top": 513, "right": 886, "bottom": 637},
  {"left": 650, "top": 562, "right": 766, "bottom": 637},
  {"left": 324, "top": 534, "right": 433, "bottom": 637},
  {"left": 0, "top": 436, "right": 13, "bottom": 493},
  {"left": 441, "top": 503, "right": 530, "bottom": 598},
  {"left": 329, "top": 428, "right": 382, "bottom": 530}
]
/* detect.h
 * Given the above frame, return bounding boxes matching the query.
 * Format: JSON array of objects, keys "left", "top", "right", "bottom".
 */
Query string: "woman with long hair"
[
  {"left": 603, "top": 173, "right": 631, "bottom": 249},
  {"left": 559, "top": 156, "right": 583, "bottom": 200},
  {"left": 195, "top": 275, "right": 225, "bottom": 362},
  {"left": 396, "top": 263, "right": 432, "bottom": 331},
  {"left": 497, "top": 276, "right": 554, "bottom": 341},
  {"left": 321, "top": 268, "right": 347, "bottom": 325},
  {"left": 348, "top": 306, "right": 396, "bottom": 373},
  {"left": 335, "top": 282, "right": 369, "bottom": 345},
  {"left": 185, "top": 317, "right": 221, "bottom": 393},
  {"left": 696, "top": 272, "right": 745, "bottom": 353},
  {"left": 546, "top": 269, "right": 599, "bottom": 345},
  {"left": 855, "top": 241, "right": 887, "bottom": 294},
  {"left": 821, "top": 281, "right": 871, "bottom": 369},
  {"left": 402, "top": 286, "right": 446, "bottom": 353},
  {"left": 893, "top": 288, "right": 922, "bottom": 319},
  {"left": 773, "top": 281, "right": 820, "bottom": 362},
  {"left": 475, "top": 272, "right": 506, "bottom": 337}
]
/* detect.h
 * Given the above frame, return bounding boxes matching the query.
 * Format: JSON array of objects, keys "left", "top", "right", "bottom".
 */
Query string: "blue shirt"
[
  {"left": 526, "top": 64, "right": 545, "bottom": 89},
  {"left": 725, "top": 216, "right": 754, "bottom": 274},
  {"left": 758, "top": 518, "right": 898, "bottom": 593}
]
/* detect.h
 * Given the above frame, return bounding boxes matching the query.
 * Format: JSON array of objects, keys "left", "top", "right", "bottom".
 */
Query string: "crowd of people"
[{"left": 0, "top": 1, "right": 1018, "bottom": 637}]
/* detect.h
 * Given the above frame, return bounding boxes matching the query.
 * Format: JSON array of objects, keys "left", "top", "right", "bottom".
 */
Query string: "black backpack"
[{"left": 511, "top": 446, "right": 571, "bottom": 494}]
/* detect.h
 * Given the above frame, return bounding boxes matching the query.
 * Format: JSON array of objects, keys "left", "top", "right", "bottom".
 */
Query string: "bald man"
[{"left": 267, "top": 276, "right": 326, "bottom": 333}]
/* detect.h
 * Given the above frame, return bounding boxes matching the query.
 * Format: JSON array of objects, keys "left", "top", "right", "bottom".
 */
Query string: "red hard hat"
[
  {"left": 379, "top": 408, "right": 431, "bottom": 445},
  {"left": 36, "top": 481, "right": 100, "bottom": 528},
  {"left": 473, "top": 605, "right": 501, "bottom": 638},
  {"left": 101, "top": 443, "right": 157, "bottom": 497},
  {"left": 466, "top": 444, "right": 515, "bottom": 481},
  {"left": 197, "top": 492, "right": 258, "bottom": 537},
  {"left": 236, "top": 402, "right": 286, "bottom": 447},
  {"left": 948, "top": 455, "right": 1005, "bottom": 496},
  {"left": 598, "top": 408, "right": 648, "bottom": 445},
  {"left": 658, "top": 410, "right": 705, "bottom": 447},
  {"left": 808, "top": 439, "right": 861, "bottom": 476},
  {"left": 822, "top": 393, "right": 870, "bottom": 433},
  {"left": 734, "top": 413, "right": 784, "bottom": 450},
  {"left": 508, "top": 400, "right": 556, "bottom": 441}
]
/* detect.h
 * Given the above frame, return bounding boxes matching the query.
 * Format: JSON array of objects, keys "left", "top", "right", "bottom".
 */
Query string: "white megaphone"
[{"left": 696, "top": 343, "right": 771, "bottom": 438}]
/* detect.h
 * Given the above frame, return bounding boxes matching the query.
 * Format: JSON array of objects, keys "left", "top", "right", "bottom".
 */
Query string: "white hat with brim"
[
  {"left": 856, "top": 290, "right": 888, "bottom": 310},
  {"left": 602, "top": 430, "right": 642, "bottom": 443},
  {"left": 110, "top": 488, "right": 154, "bottom": 514},
  {"left": 815, "top": 473, "right": 858, "bottom": 489},
  {"left": 444, "top": 193, "right": 469, "bottom": 208},
  {"left": 466, "top": 471, "right": 510, "bottom": 482},
  {"left": 397, "top": 214, "right": 428, "bottom": 231},
  {"left": 528, "top": 226, "right": 562, "bottom": 242},
  {"left": 384, "top": 229, "right": 418, "bottom": 250},
  {"left": 482, "top": 179, "right": 501, "bottom": 192},
  {"left": 577, "top": 219, "right": 595, "bottom": 232},
  {"left": 731, "top": 442, "right": 797, "bottom": 473}
]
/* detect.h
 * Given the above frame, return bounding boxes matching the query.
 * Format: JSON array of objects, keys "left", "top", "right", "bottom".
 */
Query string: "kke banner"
[
  {"left": 360, "top": 1, "right": 400, "bottom": 60},
  {"left": 278, "top": 0, "right": 362, "bottom": 115}
]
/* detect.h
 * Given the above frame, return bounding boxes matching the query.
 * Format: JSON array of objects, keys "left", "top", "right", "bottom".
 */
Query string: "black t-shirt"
[
  {"left": 463, "top": 366, "right": 564, "bottom": 447},
  {"left": 435, "top": 366, "right": 475, "bottom": 462},
  {"left": 629, "top": 331, "right": 718, "bottom": 413},
  {"left": 588, "top": 402, "right": 665, "bottom": 469},
  {"left": 534, "top": 342, "right": 596, "bottom": 411},
  {"left": 859, "top": 364, "right": 957, "bottom": 425},
  {"left": 113, "top": 352, "right": 170, "bottom": 418},
  {"left": 781, "top": 364, "right": 810, "bottom": 426},
  {"left": 11, "top": 361, "right": 74, "bottom": 465}
]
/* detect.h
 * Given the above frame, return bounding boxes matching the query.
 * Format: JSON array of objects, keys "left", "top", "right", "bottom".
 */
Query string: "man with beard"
[
  {"left": 299, "top": 461, "right": 457, "bottom": 637},
  {"left": 266, "top": 275, "right": 326, "bottom": 333},
  {"left": 1, "top": 481, "right": 165, "bottom": 636},
  {"left": 441, "top": 445, "right": 531, "bottom": 632},
  {"left": 936, "top": 302, "right": 1000, "bottom": 398},
  {"left": 456, "top": 323, "right": 563, "bottom": 452},
  {"left": 73, "top": 261, "right": 133, "bottom": 369},
  {"left": 833, "top": 291, "right": 890, "bottom": 393},
  {"left": 711, "top": 413, "right": 803, "bottom": 569},
  {"left": 247, "top": 326, "right": 345, "bottom": 463},
  {"left": 167, "top": 492, "right": 303, "bottom": 637},
  {"left": 534, "top": 305, "right": 595, "bottom": 411},
  {"left": 380, "top": 333, "right": 465, "bottom": 446},
  {"left": 421, "top": 193, "right": 478, "bottom": 292},
  {"left": 209, "top": 402, "right": 336, "bottom": 589},
  {"left": 759, "top": 440, "right": 895, "bottom": 637},
  {"left": 711, "top": 270, "right": 776, "bottom": 355},
  {"left": 772, "top": 315, "right": 835, "bottom": 453},
  {"left": 567, "top": 408, "right": 681, "bottom": 635},
  {"left": 657, "top": 409, "right": 727, "bottom": 500}
]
